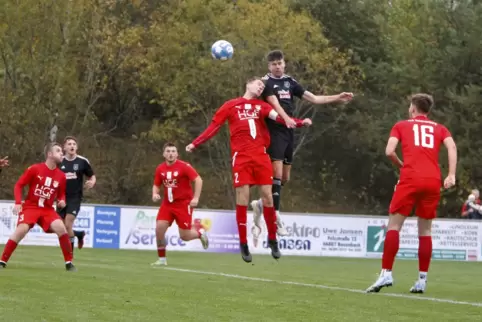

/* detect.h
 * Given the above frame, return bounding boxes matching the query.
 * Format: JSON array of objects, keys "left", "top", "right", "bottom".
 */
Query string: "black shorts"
[
  {"left": 57, "top": 198, "right": 82, "bottom": 219},
  {"left": 267, "top": 130, "right": 294, "bottom": 165}
]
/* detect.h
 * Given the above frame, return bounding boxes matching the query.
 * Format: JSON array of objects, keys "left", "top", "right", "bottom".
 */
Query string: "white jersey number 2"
[{"left": 413, "top": 124, "right": 434, "bottom": 148}]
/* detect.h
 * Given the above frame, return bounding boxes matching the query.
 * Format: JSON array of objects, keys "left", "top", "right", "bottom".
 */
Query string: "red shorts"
[
  {"left": 389, "top": 179, "right": 441, "bottom": 219},
  {"left": 157, "top": 201, "right": 193, "bottom": 230},
  {"left": 17, "top": 208, "right": 61, "bottom": 232},
  {"left": 231, "top": 152, "right": 272, "bottom": 188}
]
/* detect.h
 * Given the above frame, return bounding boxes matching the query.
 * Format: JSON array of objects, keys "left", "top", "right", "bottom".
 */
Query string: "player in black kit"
[
  {"left": 251, "top": 50, "right": 354, "bottom": 241},
  {"left": 58, "top": 136, "right": 96, "bottom": 252}
]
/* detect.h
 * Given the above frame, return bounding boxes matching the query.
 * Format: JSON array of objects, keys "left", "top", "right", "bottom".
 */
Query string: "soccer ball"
[{"left": 211, "top": 40, "right": 234, "bottom": 60}]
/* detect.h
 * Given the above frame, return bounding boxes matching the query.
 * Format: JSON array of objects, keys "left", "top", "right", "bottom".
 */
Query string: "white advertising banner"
[
  {"left": 1, "top": 198, "right": 481, "bottom": 263},
  {"left": 365, "top": 218, "right": 481, "bottom": 261},
  {"left": 247, "top": 214, "right": 367, "bottom": 257},
  {"left": 119, "top": 207, "right": 241, "bottom": 254},
  {"left": 0, "top": 201, "right": 94, "bottom": 248}
]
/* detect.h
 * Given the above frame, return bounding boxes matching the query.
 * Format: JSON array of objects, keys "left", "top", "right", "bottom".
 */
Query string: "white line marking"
[{"left": 163, "top": 267, "right": 482, "bottom": 308}]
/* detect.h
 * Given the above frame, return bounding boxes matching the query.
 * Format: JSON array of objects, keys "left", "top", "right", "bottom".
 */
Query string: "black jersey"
[
  {"left": 261, "top": 73, "right": 306, "bottom": 132},
  {"left": 60, "top": 155, "right": 94, "bottom": 199}
]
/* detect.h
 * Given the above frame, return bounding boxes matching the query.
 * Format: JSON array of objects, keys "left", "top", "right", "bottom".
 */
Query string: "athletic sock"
[
  {"left": 381, "top": 230, "right": 399, "bottom": 270},
  {"left": 236, "top": 205, "right": 248, "bottom": 244},
  {"left": 59, "top": 233, "right": 74, "bottom": 262},
  {"left": 272, "top": 178, "right": 282, "bottom": 212},
  {"left": 263, "top": 206, "right": 277, "bottom": 240},
  {"left": 1, "top": 239, "right": 18, "bottom": 263},
  {"left": 418, "top": 236, "right": 432, "bottom": 274}
]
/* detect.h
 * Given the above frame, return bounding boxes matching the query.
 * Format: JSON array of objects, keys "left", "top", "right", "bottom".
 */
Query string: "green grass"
[{"left": 0, "top": 246, "right": 481, "bottom": 321}]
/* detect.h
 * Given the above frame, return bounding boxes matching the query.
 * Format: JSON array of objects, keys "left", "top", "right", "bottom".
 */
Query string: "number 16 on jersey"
[{"left": 413, "top": 124, "right": 434, "bottom": 148}]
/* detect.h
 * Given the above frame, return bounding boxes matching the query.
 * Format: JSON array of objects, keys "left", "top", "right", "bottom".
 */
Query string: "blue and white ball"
[{"left": 211, "top": 40, "right": 234, "bottom": 60}]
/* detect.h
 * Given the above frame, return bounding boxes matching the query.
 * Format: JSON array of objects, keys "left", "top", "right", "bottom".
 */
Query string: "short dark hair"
[
  {"left": 44, "top": 142, "right": 61, "bottom": 158},
  {"left": 246, "top": 76, "right": 262, "bottom": 84},
  {"left": 63, "top": 136, "right": 78, "bottom": 144},
  {"left": 410, "top": 93, "right": 434, "bottom": 114},
  {"left": 267, "top": 50, "right": 284, "bottom": 62},
  {"left": 163, "top": 142, "right": 177, "bottom": 152}
]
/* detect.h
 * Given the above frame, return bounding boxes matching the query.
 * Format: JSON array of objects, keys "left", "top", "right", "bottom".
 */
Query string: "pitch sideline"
[{"left": 163, "top": 266, "right": 482, "bottom": 308}]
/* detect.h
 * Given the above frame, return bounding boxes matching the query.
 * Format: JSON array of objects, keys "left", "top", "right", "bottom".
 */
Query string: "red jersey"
[
  {"left": 191, "top": 97, "right": 304, "bottom": 155},
  {"left": 14, "top": 163, "right": 67, "bottom": 210},
  {"left": 389, "top": 115, "right": 451, "bottom": 181},
  {"left": 153, "top": 160, "right": 199, "bottom": 203}
]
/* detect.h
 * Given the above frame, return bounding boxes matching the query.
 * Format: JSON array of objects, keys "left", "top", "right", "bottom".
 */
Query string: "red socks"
[
  {"left": 157, "top": 247, "right": 166, "bottom": 258},
  {"left": 59, "top": 233, "right": 73, "bottom": 262},
  {"left": 236, "top": 205, "right": 248, "bottom": 244},
  {"left": 381, "top": 230, "right": 399, "bottom": 270},
  {"left": 1, "top": 239, "right": 18, "bottom": 263},
  {"left": 263, "top": 206, "right": 277, "bottom": 240},
  {"left": 418, "top": 236, "right": 432, "bottom": 272},
  {"left": 3, "top": 235, "right": 73, "bottom": 264}
]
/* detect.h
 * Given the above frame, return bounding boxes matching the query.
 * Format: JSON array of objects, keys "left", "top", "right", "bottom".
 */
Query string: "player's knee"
[
  {"left": 260, "top": 186, "right": 274, "bottom": 207},
  {"left": 11, "top": 224, "right": 29, "bottom": 242},
  {"left": 179, "top": 230, "right": 190, "bottom": 241},
  {"left": 271, "top": 161, "right": 283, "bottom": 178},
  {"left": 261, "top": 195, "right": 273, "bottom": 207},
  {"left": 235, "top": 186, "right": 250, "bottom": 205},
  {"left": 417, "top": 218, "right": 432, "bottom": 236},
  {"left": 49, "top": 219, "right": 67, "bottom": 235}
]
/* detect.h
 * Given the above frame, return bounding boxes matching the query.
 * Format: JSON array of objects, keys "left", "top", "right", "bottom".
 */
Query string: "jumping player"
[
  {"left": 151, "top": 143, "right": 209, "bottom": 266},
  {"left": 186, "top": 76, "right": 311, "bottom": 262},
  {"left": 366, "top": 94, "right": 457, "bottom": 294},
  {"left": 58, "top": 136, "right": 96, "bottom": 253},
  {"left": 0, "top": 143, "right": 76, "bottom": 271},
  {"left": 251, "top": 50, "right": 354, "bottom": 238}
]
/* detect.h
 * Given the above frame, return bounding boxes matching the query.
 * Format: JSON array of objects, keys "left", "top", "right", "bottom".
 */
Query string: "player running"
[
  {"left": 186, "top": 76, "right": 311, "bottom": 263},
  {"left": 151, "top": 143, "right": 208, "bottom": 266},
  {"left": 366, "top": 94, "right": 457, "bottom": 294},
  {"left": 0, "top": 143, "right": 76, "bottom": 271},
  {"left": 58, "top": 136, "right": 96, "bottom": 253},
  {"left": 251, "top": 50, "right": 354, "bottom": 238}
]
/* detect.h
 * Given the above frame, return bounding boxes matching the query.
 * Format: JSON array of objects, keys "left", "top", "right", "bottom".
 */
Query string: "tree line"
[{"left": 0, "top": 0, "right": 480, "bottom": 217}]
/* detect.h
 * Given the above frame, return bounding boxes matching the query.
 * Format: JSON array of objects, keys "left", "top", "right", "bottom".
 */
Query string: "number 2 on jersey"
[{"left": 412, "top": 124, "right": 434, "bottom": 148}]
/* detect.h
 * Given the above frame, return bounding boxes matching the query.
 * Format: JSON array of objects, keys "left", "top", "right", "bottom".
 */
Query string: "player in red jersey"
[
  {"left": 366, "top": 94, "right": 457, "bottom": 294},
  {"left": 185, "top": 76, "right": 311, "bottom": 263},
  {"left": 0, "top": 143, "right": 76, "bottom": 271},
  {"left": 151, "top": 143, "right": 208, "bottom": 266}
]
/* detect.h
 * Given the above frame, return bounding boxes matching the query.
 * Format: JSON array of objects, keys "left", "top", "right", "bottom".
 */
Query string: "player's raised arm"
[
  {"left": 442, "top": 135, "right": 457, "bottom": 189},
  {"left": 186, "top": 103, "right": 230, "bottom": 152},
  {"left": 0, "top": 156, "right": 9, "bottom": 174},
  {"left": 302, "top": 91, "right": 354, "bottom": 105},
  {"left": 262, "top": 104, "right": 311, "bottom": 128},
  {"left": 14, "top": 166, "right": 34, "bottom": 205},
  {"left": 264, "top": 95, "right": 296, "bottom": 128}
]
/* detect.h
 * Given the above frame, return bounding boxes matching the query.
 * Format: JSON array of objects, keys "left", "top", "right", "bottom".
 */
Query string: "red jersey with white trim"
[
  {"left": 14, "top": 163, "right": 67, "bottom": 210},
  {"left": 389, "top": 115, "right": 451, "bottom": 181},
  {"left": 191, "top": 97, "right": 304, "bottom": 155},
  {"left": 153, "top": 160, "right": 199, "bottom": 203}
]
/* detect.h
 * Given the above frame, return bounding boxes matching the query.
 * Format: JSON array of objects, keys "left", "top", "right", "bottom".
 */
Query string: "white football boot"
[
  {"left": 250, "top": 199, "right": 263, "bottom": 247},
  {"left": 410, "top": 275, "right": 427, "bottom": 293},
  {"left": 275, "top": 211, "right": 289, "bottom": 236},
  {"left": 199, "top": 229, "right": 209, "bottom": 249},
  {"left": 151, "top": 258, "right": 167, "bottom": 266},
  {"left": 366, "top": 269, "right": 394, "bottom": 293}
]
